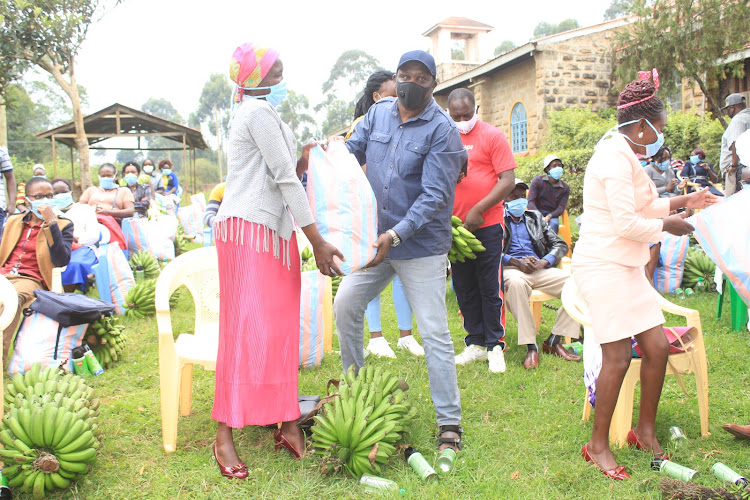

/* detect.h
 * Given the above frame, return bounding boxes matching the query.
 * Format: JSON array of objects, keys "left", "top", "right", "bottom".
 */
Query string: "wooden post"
[
  {"left": 182, "top": 134, "right": 188, "bottom": 194},
  {"left": 51, "top": 136, "right": 58, "bottom": 178},
  {"left": 115, "top": 108, "right": 121, "bottom": 135},
  {"left": 70, "top": 147, "right": 75, "bottom": 182}
]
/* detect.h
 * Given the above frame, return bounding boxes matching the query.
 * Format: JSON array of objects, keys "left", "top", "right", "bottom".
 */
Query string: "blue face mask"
[
  {"left": 656, "top": 160, "right": 671, "bottom": 171},
  {"left": 162, "top": 169, "right": 172, "bottom": 176},
  {"left": 124, "top": 173, "right": 138, "bottom": 186},
  {"left": 244, "top": 81, "right": 289, "bottom": 108},
  {"left": 54, "top": 192, "right": 74, "bottom": 209},
  {"left": 639, "top": 160, "right": 649, "bottom": 167},
  {"left": 547, "top": 166, "right": 564, "bottom": 180},
  {"left": 28, "top": 198, "right": 52, "bottom": 218},
  {"left": 690, "top": 155, "right": 701, "bottom": 164},
  {"left": 618, "top": 119, "right": 664, "bottom": 158},
  {"left": 32, "top": 175, "right": 47, "bottom": 179},
  {"left": 506, "top": 198, "right": 528, "bottom": 218},
  {"left": 99, "top": 176, "right": 116, "bottom": 190}
]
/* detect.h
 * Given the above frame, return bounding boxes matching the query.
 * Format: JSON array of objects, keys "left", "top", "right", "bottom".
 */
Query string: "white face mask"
[{"left": 455, "top": 112, "right": 478, "bottom": 135}]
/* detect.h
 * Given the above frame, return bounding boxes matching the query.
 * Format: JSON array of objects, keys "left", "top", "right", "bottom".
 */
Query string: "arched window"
[{"left": 510, "top": 102, "right": 528, "bottom": 153}]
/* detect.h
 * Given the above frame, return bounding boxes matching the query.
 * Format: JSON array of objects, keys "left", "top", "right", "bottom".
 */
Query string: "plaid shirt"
[
  {"left": 527, "top": 174, "right": 569, "bottom": 218},
  {"left": 0, "top": 147, "right": 13, "bottom": 210}
]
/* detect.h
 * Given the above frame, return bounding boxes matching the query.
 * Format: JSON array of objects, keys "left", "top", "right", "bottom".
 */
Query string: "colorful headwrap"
[
  {"left": 229, "top": 43, "right": 279, "bottom": 103},
  {"left": 617, "top": 68, "right": 660, "bottom": 110}
]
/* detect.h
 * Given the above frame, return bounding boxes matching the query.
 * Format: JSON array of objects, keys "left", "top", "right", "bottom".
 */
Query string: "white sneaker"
[
  {"left": 397, "top": 335, "right": 425, "bottom": 356},
  {"left": 366, "top": 337, "right": 396, "bottom": 358},
  {"left": 454, "top": 344, "right": 488, "bottom": 365},
  {"left": 488, "top": 346, "right": 506, "bottom": 373}
]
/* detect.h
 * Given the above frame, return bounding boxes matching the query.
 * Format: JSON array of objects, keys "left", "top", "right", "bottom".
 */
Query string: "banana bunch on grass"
[
  {"left": 682, "top": 248, "right": 716, "bottom": 290},
  {"left": 1, "top": 363, "right": 100, "bottom": 498},
  {"left": 449, "top": 215, "right": 486, "bottom": 263},
  {"left": 174, "top": 225, "right": 191, "bottom": 256},
  {"left": 312, "top": 365, "right": 416, "bottom": 478},
  {"left": 128, "top": 251, "right": 161, "bottom": 280},
  {"left": 124, "top": 279, "right": 157, "bottom": 319},
  {"left": 84, "top": 316, "right": 128, "bottom": 368}
]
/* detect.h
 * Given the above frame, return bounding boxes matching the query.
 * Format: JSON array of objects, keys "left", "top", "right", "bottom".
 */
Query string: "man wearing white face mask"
[
  {"left": 447, "top": 88, "right": 516, "bottom": 373},
  {"left": 527, "top": 155, "right": 570, "bottom": 233}
]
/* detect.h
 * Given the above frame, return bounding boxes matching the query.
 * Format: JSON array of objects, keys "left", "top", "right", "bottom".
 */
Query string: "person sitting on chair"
[
  {"left": 0, "top": 177, "right": 73, "bottom": 357},
  {"left": 502, "top": 179, "right": 581, "bottom": 370},
  {"left": 645, "top": 147, "right": 684, "bottom": 198},
  {"left": 680, "top": 149, "right": 723, "bottom": 196},
  {"left": 527, "top": 155, "right": 569, "bottom": 233},
  {"left": 78, "top": 163, "right": 135, "bottom": 223}
]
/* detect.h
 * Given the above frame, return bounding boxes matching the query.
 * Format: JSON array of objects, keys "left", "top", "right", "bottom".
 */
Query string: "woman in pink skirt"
[
  {"left": 572, "top": 73, "right": 717, "bottom": 480},
  {"left": 211, "top": 43, "right": 342, "bottom": 479}
]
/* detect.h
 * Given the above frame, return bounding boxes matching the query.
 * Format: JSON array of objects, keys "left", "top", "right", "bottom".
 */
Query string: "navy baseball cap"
[{"left": 397, "top": 50, "right": 437, "bottom": 78}]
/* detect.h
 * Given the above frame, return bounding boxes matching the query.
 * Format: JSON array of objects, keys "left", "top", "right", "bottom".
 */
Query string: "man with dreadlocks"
[{"left": 572, "top": 71, "right": 718, "bottom": 480}]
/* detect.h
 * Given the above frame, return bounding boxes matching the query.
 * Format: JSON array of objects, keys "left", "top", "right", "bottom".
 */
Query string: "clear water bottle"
[
  {"left": 685, "top": 288, "right": 695, "bottom": 297},
  {"left": 676, "top": 288, "right": 686, "bottom": 299},
  {"left": 695, "top": 277, "right": 706, "bottom": 292},
  {"left": 203, "top": 226, "right": 212, "bottom": 247}
]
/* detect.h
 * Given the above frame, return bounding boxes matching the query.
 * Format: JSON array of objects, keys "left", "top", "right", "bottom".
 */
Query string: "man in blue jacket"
[{"left": 333, "top": 50, "right": 467, "bottom": 453}]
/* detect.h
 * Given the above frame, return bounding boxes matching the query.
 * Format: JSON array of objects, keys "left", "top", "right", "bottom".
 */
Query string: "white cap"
[
  {"left": 33, "top": 164, "right": 46, "bottom": 173},
  {"left": 543, "top": 154, "right": 562, "bottom": 171}
]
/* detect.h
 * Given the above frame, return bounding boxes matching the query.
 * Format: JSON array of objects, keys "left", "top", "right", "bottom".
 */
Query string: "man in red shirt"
[
  {"left": 0, "top": 177, "right": 73, "bottom": 357},
  {"left": 448, "top": 88, "right": 516, "bottom": 373}
]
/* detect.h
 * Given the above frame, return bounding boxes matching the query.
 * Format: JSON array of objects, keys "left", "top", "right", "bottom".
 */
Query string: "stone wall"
[{"left": 436, "top": 62, "right": 481, "bottom": 83}]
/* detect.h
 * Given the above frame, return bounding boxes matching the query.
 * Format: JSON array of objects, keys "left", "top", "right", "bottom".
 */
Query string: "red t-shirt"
[
  {"left": 453, "top": 120, "right": 517, "bottom": 228},
  {"left": 1, "top": 221, "right": 44, "bottom": 282}
]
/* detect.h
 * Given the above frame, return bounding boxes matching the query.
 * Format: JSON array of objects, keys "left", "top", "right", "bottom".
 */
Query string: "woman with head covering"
[
  {"left": 32, "top": 164, "right": 47, "bottom": 179},
  {"left": 680, "top": 148, "right": 724, "bottom": 196},
  {"left": 572, "top": 71, "right": 717, "bottom": 480},
  {"left": 210, "top": 42, "right": 342, "bottom": 479}
]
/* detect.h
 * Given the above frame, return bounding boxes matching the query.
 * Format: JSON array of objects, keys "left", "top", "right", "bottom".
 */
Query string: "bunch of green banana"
[
  {"left": 124, "top": 279, "right": 157, "bottom": 319},
  {"left": 449, "top": 215, "right": 486, "bottom": 263},
  {"left": 174, "top": 225, "right": 191, "bottom": 256},
  {"left": 682, "top": 248, "right": 716, "bottom": 289},
  {"left": 331, "top": 275, "right": 342, "bottom": 299},
  {"left": 5, "top": 364, "right": 95, "bottom": 410},
  {"left": 84, "top": 316, "right": 128, "bottom": 368},
  {"left": 128, "top": 251, "right": 161, "bottom": 280},
  {"left": 301, "top": 246, "right": 314, "bottom": 262},
  {"left": 312, "top": 365, "right": 415, "bottom": 478},
  {"left": 301, "top": 255, "right": 318, "bottom": 272}
]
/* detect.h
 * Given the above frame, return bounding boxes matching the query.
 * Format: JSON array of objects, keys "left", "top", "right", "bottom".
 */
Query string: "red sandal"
[
  {"left": 626, "top": 429, "right": 671, "bottom": 460},
  {"left": 581, "top": 444, "right": 631, "bottom": 480}
]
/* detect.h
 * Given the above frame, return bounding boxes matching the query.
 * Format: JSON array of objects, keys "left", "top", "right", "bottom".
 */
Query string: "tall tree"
[
  {"left": 4, "top": 84, "right": 51, "bottom": 162},
  {"left": 192, "top": 73, "right": 232, "bottom": 142},
  {"left": 494, "top": 41, "right": 517, "bottom": 57},
  {"left": 141, "top": 97, "right": 184, "bottom": 123},
  {"left": 277, "top": 90, "right": 316, "bottom": 151},
  {"left": 533, "top": 19, "right": 580, "bottom": 38},
  {"left": 613, "top": 0, "right": 750, "bottom": 127},
  {"left": 603, "top": 0, "right": 631, "bottom": 20},
  {"left": 317, "top": 50, "right": 382, "bottom": 134},
  {"left": 0, "top": 0, "right": 119, "bottom": 189}
]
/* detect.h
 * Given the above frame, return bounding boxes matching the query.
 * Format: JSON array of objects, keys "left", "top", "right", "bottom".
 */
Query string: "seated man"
[
  {"left": 0, "top": 177, "right": 74, "bottom": 357},
  {"left": 527, "top": 154, "right": 570, "bottom": 233},
  {"left": 502, "top": 179, "right": 580, "bottom": 370}
]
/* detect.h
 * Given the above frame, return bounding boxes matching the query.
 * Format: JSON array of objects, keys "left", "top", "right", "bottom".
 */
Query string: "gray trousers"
[{"left": 333, "top": 255, "right": 461, "bottom": 425}]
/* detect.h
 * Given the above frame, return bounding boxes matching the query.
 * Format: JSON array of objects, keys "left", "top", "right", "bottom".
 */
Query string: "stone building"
[{"left": 431, "top": 18, "right": 630, "bottom": 155}]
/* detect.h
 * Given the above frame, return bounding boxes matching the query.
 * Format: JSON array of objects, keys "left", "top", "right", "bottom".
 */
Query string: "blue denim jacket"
[{"left": 346, "top": 97, "right": 467, "bottom": 260}]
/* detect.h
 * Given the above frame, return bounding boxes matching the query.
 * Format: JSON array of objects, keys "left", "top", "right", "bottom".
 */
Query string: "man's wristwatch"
[{"left": 386, "top": 229, "right": 401, "bottom": 247}]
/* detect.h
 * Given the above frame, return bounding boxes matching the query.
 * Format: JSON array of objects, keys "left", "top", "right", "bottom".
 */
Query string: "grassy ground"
[{"left": 21, "top": 263, "right": 750, "bottom": 499}]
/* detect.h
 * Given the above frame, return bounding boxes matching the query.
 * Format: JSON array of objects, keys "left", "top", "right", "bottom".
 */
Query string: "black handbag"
[{"left": 29, "top": 290, "right": 115, "bottom": 327}]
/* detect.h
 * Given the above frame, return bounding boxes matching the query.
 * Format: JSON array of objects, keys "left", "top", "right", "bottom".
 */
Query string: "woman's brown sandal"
[{"left": 438, "top": 425, "right": 463, "bottom": 451}]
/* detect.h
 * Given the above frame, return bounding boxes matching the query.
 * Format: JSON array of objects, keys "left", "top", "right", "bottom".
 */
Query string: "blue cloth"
[
  {"left": 345, "top": 97, "right": 468, "bottom": 259},
  {"left": 61, "top": 247, "right": 98, "bottom": 291},
  {"left": 365, "top": 275, "right": 413, "bottom": 332},
  {"left": 164, "top": 172, "right": 179, "bottom": 192},
  {"left": 548, "top": 217, "right": 559, "bottom": 234},
  {"left": 451, "top": 223, "right": 505, "bottom": 349},
  {"left": 502, "top": 217, "right": 556, "bottom": 267}
]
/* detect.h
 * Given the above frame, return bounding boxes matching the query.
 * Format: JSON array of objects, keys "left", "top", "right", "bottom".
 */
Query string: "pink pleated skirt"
[
  {"left": 211, "top": 218, "right": 301, "bottom": 428},
  {"left": 572, "top": 256, "right": 665, "bottom": 344}
]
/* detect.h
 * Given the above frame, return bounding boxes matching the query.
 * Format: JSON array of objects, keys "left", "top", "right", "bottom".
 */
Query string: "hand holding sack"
[{"left": 306, "top": 143, "right": 378, "bottom": 275}]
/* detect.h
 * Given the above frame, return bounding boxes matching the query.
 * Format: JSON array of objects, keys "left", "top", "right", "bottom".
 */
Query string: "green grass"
[{"left": 19, "top": 266, "right": 750, "bottom": 499}]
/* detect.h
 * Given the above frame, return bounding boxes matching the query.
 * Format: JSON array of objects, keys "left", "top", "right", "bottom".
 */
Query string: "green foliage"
[
  {"left": 141, "top": 97, "right": 183, "bottom": 124},
  {"left": 663, "top": 110, "right": 724, "bottom": 166},
  {"left": 277, "top": 90, "right": 317, "bottom": 150},
  {"left": 321, "top": 50, "right": 383, "bottom": 96},
  {"left": 533, "top": 19, "right": 580, "bottom": 39},
  {"left": 494, "top": 41, "right": 517, "bottom": 57},
  {"left": 321, "top": 100, "right": 354, "bottom": 137},
  {"left": 603, "top": 0, "right": 631, "bottom": 20},
  {"left": 542, "top": 107, "right": 616, "bottom": 151},
  {"left": 4, "top": 84, "right": 51, "bottom": 163},
  {"left": 191, "top": 73, "right": 232, "bottom": 142},
  {"left": 613, "top": 0, "right": 750, "bottom": 123}
]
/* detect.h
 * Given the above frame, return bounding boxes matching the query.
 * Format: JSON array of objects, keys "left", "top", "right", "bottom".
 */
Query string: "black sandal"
[{"left": 438, "top": 425, "right": 463, "bottom": 451}]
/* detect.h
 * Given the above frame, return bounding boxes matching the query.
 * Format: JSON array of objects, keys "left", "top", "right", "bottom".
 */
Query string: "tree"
[
  {"left": 494, "top": 41, "right": 517, "bottom": 57},
  {"left": 603, "top": 0, "right": 631, "bottom": 20},
  {"left": 613, "top": 0, "right": 750, "bottom": 128},
  {"left": 141, "top": 97, "right": 184, "bottom": 123},
  {"left": 321, "top": 100, "right": 354, "bottom": 137},
  {"left": 0, "top": 0, "right": 118, "bottom": 189},
  {"left": 533, "top": 19, "right": 580, "bottom": 38},
  {"left": 277, "top": 90, "right": 316, "bottom": 151},
  {"left": 4, "top": 84, "right": 53, "bottom": 163},
  {"left": 192, "top": 73, "right": 232, "bottom": 142}
]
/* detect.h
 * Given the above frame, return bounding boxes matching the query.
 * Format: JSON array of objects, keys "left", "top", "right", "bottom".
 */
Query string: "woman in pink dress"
[
  {"left": 211, "top": 43, "right": 342, "bottom": 479},
  {"left": 572, "top": 74, "right": 717, "bottom": 480}
]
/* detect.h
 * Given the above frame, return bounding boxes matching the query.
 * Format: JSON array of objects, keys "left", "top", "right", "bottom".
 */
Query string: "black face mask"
[{"left": 397, "top": 81, "right": 431, "bottom": 110}]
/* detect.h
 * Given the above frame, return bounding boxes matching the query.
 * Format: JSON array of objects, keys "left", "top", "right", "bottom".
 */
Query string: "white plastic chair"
[
  {"left": 561, "top": 277, "right": 709, "bottom": 447},
  {"left": 155, "top": 247, "right": 219, "bottom": 452},
  {"left": 0, "top": 275, "right": 19, "bottom": 414}
]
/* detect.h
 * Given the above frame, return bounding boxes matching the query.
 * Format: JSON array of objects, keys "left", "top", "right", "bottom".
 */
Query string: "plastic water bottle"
[
  {"left": 436, "top": 448, "right": 457, "bottom": 473},
  {"left": 203, "top": 226, "right": 212, "bottom": 247},
  {"left": 695, "top": 277, "right": 706, "bottom": 292},
  {"left": 676, "top": 288, "right": 686, "bottom": 299},
  {"left": 685, "top": 288, "right": 695, "bottom": 297},
  {"left": 404, "top": 447, "right": 437, "bottom": 482},
  {"left": 669, "top": 426, "right": 688, "bottom": 447}
]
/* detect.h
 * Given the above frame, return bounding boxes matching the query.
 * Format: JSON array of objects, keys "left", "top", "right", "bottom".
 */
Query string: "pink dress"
[
  {"left": 572, "top": 133, "right": 671, "bottom": 344},
  {"left": 211, "top": 220, "right": 301, "bottom": 427}
]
